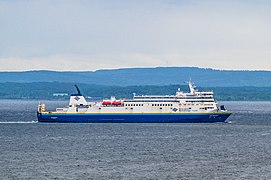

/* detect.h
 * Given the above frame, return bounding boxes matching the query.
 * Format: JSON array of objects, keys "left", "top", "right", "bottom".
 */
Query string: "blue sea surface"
[{"left": 0, "top": 100, "right": 271, "bottom": 179}]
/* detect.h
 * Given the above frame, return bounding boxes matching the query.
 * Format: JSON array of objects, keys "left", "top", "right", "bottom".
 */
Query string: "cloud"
[
  {"left": 0, "top": 53, "right": 160, "bottom": 71},
  {"left": 1, "top": 49, "right": 271, "bottom": 71},
  {"left": 0, "top": 0, "right": 271, "bottom": 70}
]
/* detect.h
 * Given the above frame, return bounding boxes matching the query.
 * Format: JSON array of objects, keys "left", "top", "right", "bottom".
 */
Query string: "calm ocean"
[{"left": 0, "top": 100, "right": 271, "bottom": 179}]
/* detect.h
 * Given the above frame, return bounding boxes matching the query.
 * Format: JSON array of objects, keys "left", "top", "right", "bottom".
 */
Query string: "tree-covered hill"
[{"left": 0, "top": 67, "right": 271, "bottom": 87}]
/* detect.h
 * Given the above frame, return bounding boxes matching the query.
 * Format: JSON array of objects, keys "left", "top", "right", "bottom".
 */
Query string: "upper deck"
[{"left": 132, "top": 81, "right": 214, "bottom": 102}]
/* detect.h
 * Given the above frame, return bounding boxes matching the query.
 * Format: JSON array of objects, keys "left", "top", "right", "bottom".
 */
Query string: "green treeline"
[{"left": 0, "top": 82, "right": 270, "bottom": 101}]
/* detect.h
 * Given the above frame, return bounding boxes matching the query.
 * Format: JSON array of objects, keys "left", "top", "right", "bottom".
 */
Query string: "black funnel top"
[{"left": 71, "top": 85, "right": 82, "bottom": 96}]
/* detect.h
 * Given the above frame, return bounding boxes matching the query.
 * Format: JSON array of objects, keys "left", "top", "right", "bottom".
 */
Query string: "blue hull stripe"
[{"left": 37, "top": 113, "right": 231, "bottom": 123}]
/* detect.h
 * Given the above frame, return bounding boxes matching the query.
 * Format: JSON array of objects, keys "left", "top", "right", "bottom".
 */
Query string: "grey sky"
[{"left": 0, "top": 0, "right": 271, "bottom": 71}]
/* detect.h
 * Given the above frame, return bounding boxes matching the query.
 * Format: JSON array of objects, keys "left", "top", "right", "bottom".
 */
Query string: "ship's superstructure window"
[
  {"left": 126, "top": 103, "right": 146, "bottom": 106},
  {"left": 151, "top": 103, "right": 173, "bottom": 106}
]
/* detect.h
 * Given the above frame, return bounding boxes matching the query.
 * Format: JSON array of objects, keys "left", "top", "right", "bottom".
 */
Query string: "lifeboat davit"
[
  {"left": 102, "top": 101, "right": 111, "bottom": 105},
  {"left": 112, "top": 101, "right": 121, "bottom": 105}
]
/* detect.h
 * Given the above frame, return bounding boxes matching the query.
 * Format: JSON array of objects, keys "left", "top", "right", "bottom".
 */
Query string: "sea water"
[{"left": 0, "top": 100, "right": 271, "bottom": 179}]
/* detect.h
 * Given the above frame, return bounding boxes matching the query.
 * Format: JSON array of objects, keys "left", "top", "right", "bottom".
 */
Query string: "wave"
[{"left": 0, "top": 121, "right": 38, "bottom": 124}]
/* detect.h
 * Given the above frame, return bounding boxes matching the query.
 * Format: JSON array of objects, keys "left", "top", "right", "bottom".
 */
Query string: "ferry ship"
[{"left": 37, "top": 82, "right": 232, "bottom": 123}]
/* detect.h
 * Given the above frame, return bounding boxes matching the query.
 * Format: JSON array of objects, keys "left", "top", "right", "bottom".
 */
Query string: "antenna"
[{"left": 74, "top": 85, "right": 82, "bottom": 95}]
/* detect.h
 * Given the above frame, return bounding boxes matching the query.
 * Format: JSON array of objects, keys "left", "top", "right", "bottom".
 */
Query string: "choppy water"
[{"left": 0, "top": 100, "right": 271, "bottom": 179}]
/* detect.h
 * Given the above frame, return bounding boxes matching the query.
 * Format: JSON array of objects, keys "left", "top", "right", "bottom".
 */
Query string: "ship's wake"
[{"left": 0, "top": 121, "right": 38, "bottom": 124}]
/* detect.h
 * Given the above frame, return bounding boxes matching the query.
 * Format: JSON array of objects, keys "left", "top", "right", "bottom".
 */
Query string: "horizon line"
[{"left": 0, "top": 66, "right": 271, "bottom": 73}]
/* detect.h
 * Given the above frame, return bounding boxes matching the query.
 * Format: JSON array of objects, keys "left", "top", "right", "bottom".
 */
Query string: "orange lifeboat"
[
  {"left": 112, "top": 101, "right": 121, "bottom": 106},
  {"left": 102, "top": 101, "right": 111, "bottom": 105}
]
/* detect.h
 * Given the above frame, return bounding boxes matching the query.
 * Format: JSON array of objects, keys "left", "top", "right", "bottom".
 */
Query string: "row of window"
[
  {"left": 152, "top": 104, "right": 173, "bottom": 107},
  {"left": 125, "top": 104, "right": 144, "bottom": 106},
  {"left": 125, "top": 103, "right": 215, "bottom": 107},
  {"left": 185, "top": 100, "right": 214, "bottom": 102},
  {"left": 125, "top": 100, "right": 214, "bottom": 103},
  {"left": 125, "top": 100, "right": 177, "bottom": 102},
  {"left": 182, "top": 104, "right": 214, "bottom": 106},
  {"left": 134, "top": 96, "right": 213, "bottom": 99},
  {"left": 134, "top": 96, "right": 174, "bottom": 99},
  {"left": 199, "top": 107, "right": 214, "bottom": 109},
  {"left": 125, "top": 104, "right": 173, "bottom": 107}
]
